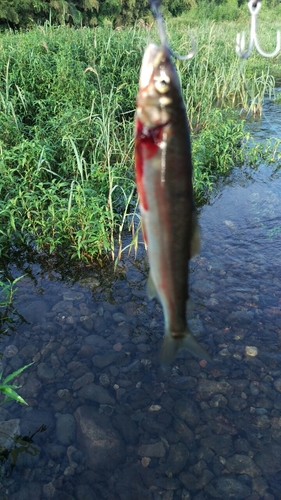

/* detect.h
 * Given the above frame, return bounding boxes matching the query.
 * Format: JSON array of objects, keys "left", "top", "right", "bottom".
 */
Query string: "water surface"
[{"left": 0, "top": 100, "right": 281, "bottom": 500}]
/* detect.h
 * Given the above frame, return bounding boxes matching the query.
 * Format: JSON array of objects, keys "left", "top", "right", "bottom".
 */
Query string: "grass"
[{"left": 0, "top": 15, "right": 280, "bottom": 262}]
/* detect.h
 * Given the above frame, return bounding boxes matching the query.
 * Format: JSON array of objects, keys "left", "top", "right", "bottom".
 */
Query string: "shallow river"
[{"left": 0, "top": 98, "right": 281, "bottom": 500}]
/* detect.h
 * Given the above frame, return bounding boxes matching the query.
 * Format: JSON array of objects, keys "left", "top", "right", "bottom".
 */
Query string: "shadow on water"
[{"left": 0, "top": 98, "right": 281, "bottom": 499}]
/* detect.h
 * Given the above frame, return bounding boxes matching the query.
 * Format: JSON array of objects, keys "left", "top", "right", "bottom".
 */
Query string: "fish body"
[{"left": 135, "top": 43, "right": 211, "bottom": 364}]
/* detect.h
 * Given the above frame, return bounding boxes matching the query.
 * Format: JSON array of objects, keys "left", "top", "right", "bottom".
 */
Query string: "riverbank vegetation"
[{"left": 0, "top": 5, "right": 280, "bottom": 262}]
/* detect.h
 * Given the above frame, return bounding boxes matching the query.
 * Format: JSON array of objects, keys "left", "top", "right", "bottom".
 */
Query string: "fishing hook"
[
  {"left": 236, "top": 0, "right": 281, "bottom": 59},
  {"left": 149, "top": 0, "right": 196, "bottom": 60}
]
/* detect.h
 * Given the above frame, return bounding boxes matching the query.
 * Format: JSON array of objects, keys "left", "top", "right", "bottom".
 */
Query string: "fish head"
[{"left": 136, "top": 43, "right": 183, "bottom": 129}]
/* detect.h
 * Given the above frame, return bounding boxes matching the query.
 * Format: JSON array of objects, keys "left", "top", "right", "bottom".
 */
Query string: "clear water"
[{"left": 0, "top": 98, "right": 281, "bottom": 500}]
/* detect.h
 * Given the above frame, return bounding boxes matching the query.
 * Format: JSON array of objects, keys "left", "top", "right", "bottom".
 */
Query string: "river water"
[{"left": 0, "top": 98, "right": 281, "bottom": 500}]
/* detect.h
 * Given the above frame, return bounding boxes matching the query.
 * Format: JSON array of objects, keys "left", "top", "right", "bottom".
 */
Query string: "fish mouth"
[{"left": 136, "top": 119, "right": 170, "bottom": 140}]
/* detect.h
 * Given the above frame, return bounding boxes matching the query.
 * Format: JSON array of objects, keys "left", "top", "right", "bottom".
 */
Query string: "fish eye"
[{"left": 154, "top": 72, "right": 170, "bottom": 94}]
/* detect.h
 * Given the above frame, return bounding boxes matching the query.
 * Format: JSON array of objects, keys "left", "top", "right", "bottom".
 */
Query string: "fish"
[{"left": 134, "top": 43, "right": 211, "bottom": 365}]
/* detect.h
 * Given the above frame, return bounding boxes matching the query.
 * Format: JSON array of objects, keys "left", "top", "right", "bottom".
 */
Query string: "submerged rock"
[{"left": 74, "top": 405, "right": 126, "bottom": 471}]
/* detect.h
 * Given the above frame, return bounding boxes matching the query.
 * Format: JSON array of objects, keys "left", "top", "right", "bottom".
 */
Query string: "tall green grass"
[{"left": 0, "top": 19, "right": 279, "bottom": 262}]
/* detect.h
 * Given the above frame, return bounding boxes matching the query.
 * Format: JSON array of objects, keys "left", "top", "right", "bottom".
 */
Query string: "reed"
[{"left": 0, "top": 18, "right": 278, "bottom": 262}]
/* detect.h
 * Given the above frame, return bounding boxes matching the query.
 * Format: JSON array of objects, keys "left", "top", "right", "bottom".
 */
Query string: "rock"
[
  {"left": 75, "top": 484, "right": 98, "bottom": 500},
  {"left": 84, "top": 334, "right": 109, "bottom": 349},
  {"left": 17, "top": 300, "right": 50, "bottom": 324},
  {"left": 56, "top": 414, "right": 76, "bottom": 446},
  {"left": 9, "top": 482, "right": 42, "bottom": 500},
  {"left": 179, "top": 469, "right": 214, "bottom": 491},
  {"left": 165, "top": 442, "right": 189, "bottom": 475},
  {"left": 197, "top": 380, "right": 232, "bottom": 399},
  {"left": 228, "top": 396, "right": 247, "bottom": 411},
  {"left": 43, "top": 482, "right": 56, "bottom": 498},
  {"left": 74, "top": 405, "right": 126, "bottom": 471},
  {"left": 18, "top": 372, "right": 42, "bottom": 400},
  {"left": 245, "top": 346, "right": 258, "bottom": 357},
  {"left": 173, "top": 420, "right": 195, "bottom": 446},
  {"left": 18, "top": 344, "right": 38, "bottom": 360},
  {"left": 77, "top": 384, "right": 115, "bottom": 405},
  {"left": 201, "top": 434, "right": 233, "bottom": 456},
  {"left": 72, "top": 372, "right": 95, "bottom": 391},
  {"left": 4, "top": 345, "right": 18, "bottom": 358},
  {"left": 174, "top": 399, "right": 200, "bottom": 427},
  {"left": 92, "top": 354, "right": 120, "bottom": 369},
  {"left": 255, "top": 443, "right": 281, "bottom": 475},
  {"left": 138, "top": 442, "right": 166, "bottom": 458},
  {"left": 37, "top": 362, "right": 55, "bottom": 384},
  {"left": 205, "top": 477, "right": 251, "bottom": 498},
  {"left": 170, "top": 376, "right": 197, "bottom": 391},
  {"left": 20, "top": 408, "right": 55, "bottom": 441},
  {"left": 112, "top": 414, "right": 138, "bottom": 445},
  {"left": 273, "top": 378, "right": 281, "bottom": 392},
  {"left": 226, "top": 454, "right": 261, "bottom": 477},
  {"left": 0, "top": 419, "right": 20, "bottom": 449}
]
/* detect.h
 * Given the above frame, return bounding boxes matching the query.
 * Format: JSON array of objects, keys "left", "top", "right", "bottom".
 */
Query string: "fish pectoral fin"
[
  {"left": 190, "top": 211, "right": 201, "bottom": 258},
  {"left": 160, "top": 329, "right": 212, "bottom": 366},
  {"left": 147, "top": 272, "right": 158, "bottom": 300}
]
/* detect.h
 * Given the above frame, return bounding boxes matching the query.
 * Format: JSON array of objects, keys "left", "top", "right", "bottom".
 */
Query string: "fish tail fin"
[{"left": 160, "top": 329, "right": 212, "bottom": 366}]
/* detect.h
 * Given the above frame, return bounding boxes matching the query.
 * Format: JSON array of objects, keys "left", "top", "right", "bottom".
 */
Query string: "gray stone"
[
  {"left": 273, "top": 378, "right": 281, "bottom": 392},
  {"left": 112, "top": 414, "right": 138, "bottom": 445},
  {"left": 42, "top": 482, "right": 56, "bottom": 499},
  {"left": 174, "top": 399, "right": 199, "bottom": 427},
  {"left": 18, "top": 344, "right": 38, "bottom": 360},
  {"left": 4, "top": 345, "right": 18, "bottom": 358},
  {"left": 92, "top": 354, "right": 120, "bottom": 368},
  {"left": 255, "top": 443, "right": 281, "bottom": 475},
  {"left": 72, "top": 372, "right": 95, "bottom": 391},
  {"left": 77, "top": 383, "right": 115, "bottom": 405},
  {"left": 228, "top": 396, "right": 248, "bottom": 411},
  {"left": 138, "top": 442, "right": 166, "bottom": 458},
  {"left": 84, "top": 334, "right": 109, "bottom": 349},
  {"left": 20, "top": 408, "right": 55, "bottom": 439},
  {"left": 201, "top": 434, "right": 233, "bottom": 456},
  {"left": 9, "top": 482, "right": 42, "bottom": 500},
  {"left": 18, "top": 372, "right": 42, "bottom": 400},
  {"left": 226, "top": 454, "right": 261, "bottom": 477},
  {"left": 179, "top": 469, "right": 214, "bottom": 491},
  {"left": 173, "top": 420, "right": 195, "bottom": 446},
  {"left": 17, "top": 300, "right": 50, "bottom": 324},
  {"left": 75, "top": 484, "right": 98, "bottom": 500},
  {"left": 37, "top": 362, "right": 55, "bottom": 384},
  {"left": 170, "top": 376, "right": 197, "bottom": 391},
  {"left": 205, "top": 477, "right": 251, "bottom": 498},
  {"left": 165, "top": 442, "right": 189, "bottom": 475},
  {"left": 56, "top": 413, "right": 76, "bottom": 446},
  {"left": 197, "top": 379, "right": 232, "bottom": 399},
  {"left": 74, "top": 405, "right": 126, "bottom": 471},
  {"left": 0, "top": 419, "right": 20, "bottom": 449},
  {"left": 112, "top": 312, "right": 127, "bottom": 323},
  {"left": 191, "top": 279, "right": 216, "bottom": 295}
]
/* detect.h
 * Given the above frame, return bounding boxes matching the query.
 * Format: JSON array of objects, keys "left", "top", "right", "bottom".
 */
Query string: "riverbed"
[{"left": 0, "top": 97, "right": 281, "bottom": 499}]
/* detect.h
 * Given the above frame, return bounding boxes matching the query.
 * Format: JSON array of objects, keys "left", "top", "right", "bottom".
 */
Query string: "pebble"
[
  {"left": 56, "top": 414, "right": 76, "bottom": 446},
  {"left": 138, "top": 442, "right": 166, "bottom": 458},
  {"left": 77, "top": 384, "right": 115, "bottom": 405},
  {"left": 273, "top": 378, "right": 281, "bottom": 392},
  {"left": 245, "top": 346, "right": 259, "bottom": 357},
  {"left": 4, "top": 345, "right": 19, "bottom": 358},
  {"left": 3, "top": 174, "right": 281, "bottom": 500},
  {"left": 141, "top": 457, "right": 151, "bottom": 467},
  {"left": 148, "top": 405, "right": 161, "bottom": 412}
]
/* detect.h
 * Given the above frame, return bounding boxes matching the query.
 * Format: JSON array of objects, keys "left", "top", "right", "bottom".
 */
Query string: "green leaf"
[
  {"left": 2, "top": 362, "right": 34, "bottom": 385},
  {"left": 0, "top": 386, "right": 28, "bottom": 405}
]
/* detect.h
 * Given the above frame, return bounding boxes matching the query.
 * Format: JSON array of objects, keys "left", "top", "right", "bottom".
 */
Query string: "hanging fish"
[{"left": 134, "top": 43, "right": 211, "bottom": 364}]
